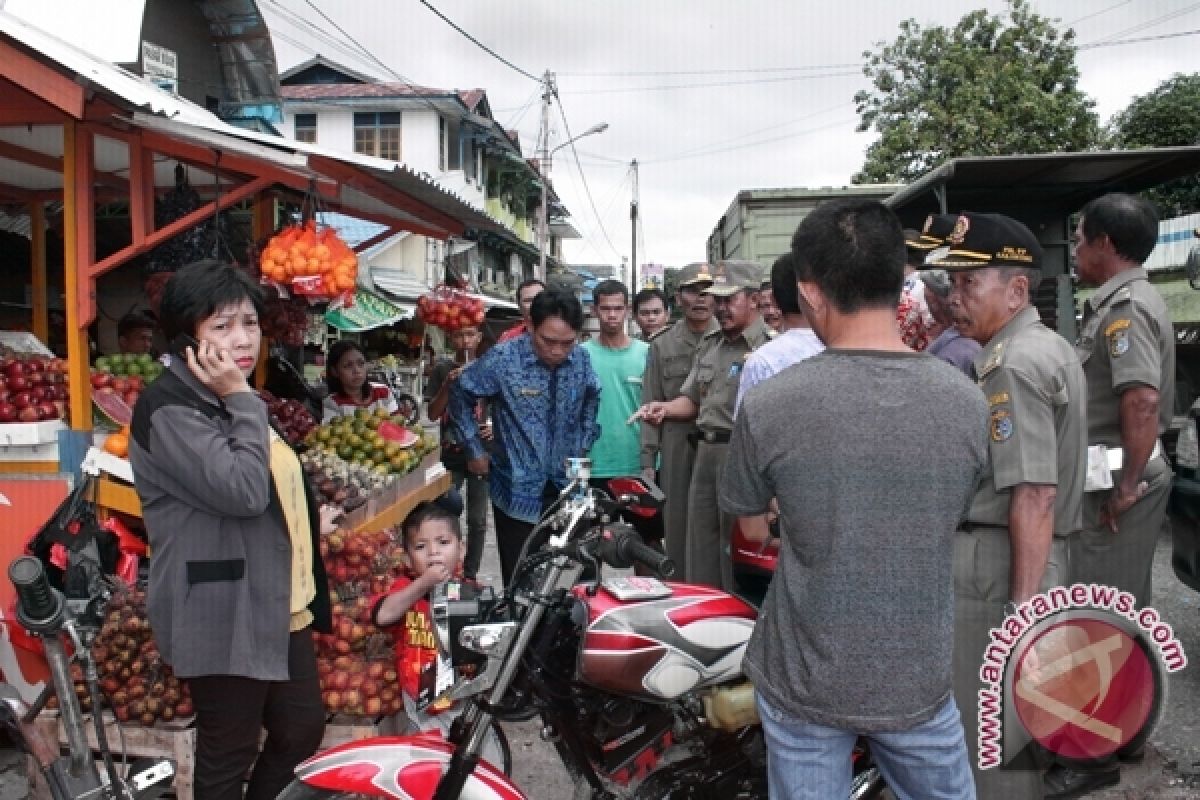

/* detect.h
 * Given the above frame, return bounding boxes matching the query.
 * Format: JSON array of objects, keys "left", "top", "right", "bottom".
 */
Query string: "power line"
[
  {"left": 1089, "top": 2, "right": 1200, "bottom": 43},
  {"left": 1078, "top": 28, "right": 1200, "bottom": 50},
  {"left": 1064, "top": 0, "right": 1131, "bottom": 29},
  {"left": 640, "top": 116, "right": 857, "bottom": 165},
  {"left": 551, "top": 90, "right": 622, "bottom": 261},
  {"left": 560, "top": 70, "right": 861, "bottom": 96},
  {"left": 416, "top": 0, "right": 540, "bottom": 82},
  {"left": 301, "top": 0, "right": 447, "bottom": 120},
  {"left": 264, "top": 0, "right": 385, "bottom": 76},
  {"left": 560, "top": 62, "right": 861, "bottom": 78}
]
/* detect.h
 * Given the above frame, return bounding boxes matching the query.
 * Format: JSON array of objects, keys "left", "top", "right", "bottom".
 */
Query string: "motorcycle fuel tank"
[{"left": 574, "top": 581, "right": 757, "bottom": 700}]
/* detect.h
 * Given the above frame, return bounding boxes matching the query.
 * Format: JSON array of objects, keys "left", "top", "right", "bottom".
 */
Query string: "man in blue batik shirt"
[{"left": 449, "top": 289, "right": 602, "bottom": 586}]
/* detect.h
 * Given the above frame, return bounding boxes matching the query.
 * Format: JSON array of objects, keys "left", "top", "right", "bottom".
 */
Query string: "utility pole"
[
  {"left": 629, "top": 158, "right": 639, "bottom": 291},
  {"left": 536, "top": 70, "right": 555, "bottom": 282}
]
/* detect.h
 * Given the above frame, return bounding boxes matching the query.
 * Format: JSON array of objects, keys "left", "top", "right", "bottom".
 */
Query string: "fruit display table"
[{"left": 90, "top": 456, "right": 450, "bottom": 535}]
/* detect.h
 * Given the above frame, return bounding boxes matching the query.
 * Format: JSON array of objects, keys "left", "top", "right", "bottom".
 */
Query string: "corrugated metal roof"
[
  {"left": 0, "top": 9, "right": 219, "bottom": 126},
  {"left": 282, "top": 82, "right": 461, "bottom": 101}
]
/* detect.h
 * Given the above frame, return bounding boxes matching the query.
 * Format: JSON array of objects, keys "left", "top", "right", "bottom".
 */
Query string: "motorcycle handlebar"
[
  {"left": 9, "top": 556, "right": 62, "bottom": 632},
  {"left": 592, "top": 526, "right": 676, "bottom": 579}
]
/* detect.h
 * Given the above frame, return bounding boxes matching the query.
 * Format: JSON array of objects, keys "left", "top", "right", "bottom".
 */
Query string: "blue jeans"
[{"left": 757, "top": 692, "right": 975, "bottom": 800}]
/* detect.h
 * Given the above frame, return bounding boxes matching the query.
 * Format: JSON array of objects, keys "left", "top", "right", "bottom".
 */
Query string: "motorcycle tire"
[{"left": 275, "top": 720, "right": 512, "bottom": 799}]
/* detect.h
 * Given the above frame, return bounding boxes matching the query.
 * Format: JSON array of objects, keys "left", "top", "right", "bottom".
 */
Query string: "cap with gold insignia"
[
  {"left": 925, "top": 212, "right": 1043, "bottom": 271},
  {"left": 905, "top": 213, "right": 959, "bottom": 253},
  {"left": 703, "top": 260, "right": 763, "bottom": 297},
  {"left": 677, "top": 262, "right": 715, "bottom": 289}
]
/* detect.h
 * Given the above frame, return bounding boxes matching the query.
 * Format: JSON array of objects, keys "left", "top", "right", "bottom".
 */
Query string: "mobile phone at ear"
[{"left": 169, "top": 333, "right": 200, "bottom": 358}]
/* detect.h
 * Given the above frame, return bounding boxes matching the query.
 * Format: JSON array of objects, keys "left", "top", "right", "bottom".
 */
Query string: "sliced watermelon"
[
  {"left": 93, "top": 388, "right": 133, "bottom": 429},
  {"left": 378, "top": 420, "right": 418, "bottom": 447}
]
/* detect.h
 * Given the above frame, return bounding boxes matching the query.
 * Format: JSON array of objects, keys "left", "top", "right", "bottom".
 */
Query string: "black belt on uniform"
[
  {"left": 959, "top": 522, "right": 1007, "bottom": 534},
  {"left": 688, "top": 429, "right": 731, "bottom": 445}
]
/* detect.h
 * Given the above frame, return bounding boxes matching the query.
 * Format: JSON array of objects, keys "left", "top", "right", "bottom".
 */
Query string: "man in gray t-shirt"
[{"left": 720, "top": 200, "right": 987, "bottom": 800}]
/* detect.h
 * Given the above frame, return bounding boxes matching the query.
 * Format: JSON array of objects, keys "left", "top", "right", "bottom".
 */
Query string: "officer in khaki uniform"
[
  {"left": 931, "top": 213, "right": 1086, "bottom": 800},
  {"left": 640, "top": 263, "right": 717, "bottom": 573},
  {"left": 633, "top": 260, "right": 770, "bottom": 590},
  {"left": 1045, "top": 194, "right": 1175, "bottom": 799}
]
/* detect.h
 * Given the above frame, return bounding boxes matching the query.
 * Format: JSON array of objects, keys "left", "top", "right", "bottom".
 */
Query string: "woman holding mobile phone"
[{"left": 128, "top": 260, "right": 337, "bottom": 800}]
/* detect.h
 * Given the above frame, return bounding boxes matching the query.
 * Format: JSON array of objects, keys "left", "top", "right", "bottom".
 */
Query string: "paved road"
[{"left": 4, "top": 517, "right": 1198, "bottom": 799}]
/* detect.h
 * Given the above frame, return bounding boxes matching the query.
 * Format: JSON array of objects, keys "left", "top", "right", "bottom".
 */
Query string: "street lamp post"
[{"left": 539, "top": 122, "right": 608, "bottom": 280}]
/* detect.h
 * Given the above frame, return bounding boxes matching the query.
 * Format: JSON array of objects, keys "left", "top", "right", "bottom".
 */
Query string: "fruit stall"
[{"left": 0, "top": 14, "right": 500, "bottom": 792}]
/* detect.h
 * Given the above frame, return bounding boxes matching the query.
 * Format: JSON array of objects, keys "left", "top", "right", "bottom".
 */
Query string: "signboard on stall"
[{"left": 141, "top": 40, "right": 178, "bottom": 94}]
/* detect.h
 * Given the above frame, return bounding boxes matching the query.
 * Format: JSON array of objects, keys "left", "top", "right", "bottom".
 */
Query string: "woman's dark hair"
[
  {"left": 158, "top": 260, "right": 265, "bottom": 342},
  {"left": 325, "top": 339, "right": 368, "bottom": 400},
  {"left": 530, "top": 289, "right": 585, "bottom": 332},
  {"left": 400, "top": 501, "right": 462, "bottom": 549}
]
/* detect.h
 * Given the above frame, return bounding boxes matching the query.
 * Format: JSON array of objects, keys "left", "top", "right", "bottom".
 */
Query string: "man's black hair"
[
  {"left": 592, "top": 279, "right": 629, "bottom": 305},
  {"left": 516, "top": 278, "right": 546, "bottom": 298},
  {"left": 1080, "top": 193, "right": 1160, "bottom": 265},
  {"left": 769, "top": 253, "right": 801, "bottom": 315},
  {"left": 633, "top": 287, "right": 668, "bottom": 313},
  {"left": 117, "top": 311, "right": 157, "bottom": 339},
  {"left": 158, "top": 260, "right": 264, "bottom": 342},
  {"left": 790, "top": 200, "right": 905, "bottom": 313},
  {"left": 400, "top": 501, "right": 462, "bottom": 549},
  {"left": 325, "top": 339, "right": 368, "bottom": 400},
  {"left": 530, "top": 289, "right": 585, "bottom": 332}
]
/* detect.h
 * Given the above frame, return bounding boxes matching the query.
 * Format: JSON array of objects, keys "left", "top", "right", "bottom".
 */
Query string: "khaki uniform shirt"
[
  {"left": 640, "top": 318, "right": 716, "bottom": 468},
  {"left": 1076, "top": 267, "right": 1176, "bottom": 444},
  {"left": 681, "top": 318, "right": 771, "bottom": 435},
  {"left": 965, "top": 306, "right": 1087, "bottom": 537}
]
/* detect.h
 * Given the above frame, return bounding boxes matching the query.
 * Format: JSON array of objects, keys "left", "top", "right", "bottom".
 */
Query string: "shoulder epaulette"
[
  {"left": 647, "top": 326, "right": 670, "bottom": 342},
  {"left": 702, "top": 327, "right": 723, "bottom": 340},
  {"left": 1111, "top": 286, "right": 1133, "bottom": 305}
]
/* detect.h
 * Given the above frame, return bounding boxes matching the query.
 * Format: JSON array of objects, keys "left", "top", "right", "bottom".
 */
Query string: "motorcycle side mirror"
[{"left": 606, "top": 477, "right": 664, "bottom": 518}]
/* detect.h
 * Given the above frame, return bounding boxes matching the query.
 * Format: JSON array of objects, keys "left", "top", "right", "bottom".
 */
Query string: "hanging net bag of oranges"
[{"left": 258, "top": 188, "right": 357, "bottom": 304}]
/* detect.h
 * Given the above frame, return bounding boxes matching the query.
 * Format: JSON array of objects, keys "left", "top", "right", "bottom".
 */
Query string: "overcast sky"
[{"left": 264, "top": 1, "right": 1200, "bottom": 271}]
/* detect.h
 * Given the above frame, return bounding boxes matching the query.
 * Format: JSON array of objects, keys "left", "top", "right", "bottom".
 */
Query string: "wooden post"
[
  {"left": 253, "top": 192, "right": 274, "bottom": 390},
  {"left": 29, "top": 201, "right": 47, "bottom": 343},
  {"left": 62, "top": 121, "right": 94, "bottom": 431}
]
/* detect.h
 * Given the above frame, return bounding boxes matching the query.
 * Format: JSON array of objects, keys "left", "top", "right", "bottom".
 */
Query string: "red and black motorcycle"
[{"left": 279, "top": 460, "right": 884, "bottom": 800}]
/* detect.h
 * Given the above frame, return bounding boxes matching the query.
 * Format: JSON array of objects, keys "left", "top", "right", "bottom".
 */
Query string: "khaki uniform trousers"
[
  {"left": 953, "top": 527, "right": 1068, "bottom": 800},
  {"left": 686, "top": 439, "right": 734, "bottom": 591},
  {"left": 1069, "top": 455, "right": 1171, "bottom": 606},
  {"left": 659, "top": 421, "right": 699, "bottom": 578}
]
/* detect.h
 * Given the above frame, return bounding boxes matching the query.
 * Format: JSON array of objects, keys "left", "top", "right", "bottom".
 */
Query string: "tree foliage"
[
  {"left": 853, "top": 0, "right": 1100, "bottom": 184},
  {"left": 1110, "top": 73, "right": 1200, "bottom": 217}
]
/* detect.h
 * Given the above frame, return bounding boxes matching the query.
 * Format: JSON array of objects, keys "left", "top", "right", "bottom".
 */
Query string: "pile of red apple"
[
  {"left": 0, "top": 355, "right": 69, "bottom": 423},
  {"left": 314, "top": 526, "right": 408, "bottom": 716},
  {"left": 49, "top": 584, "right": 193, "bottom": 726},
  {"left": 416, "top": 285, "right": 486, "bottom": 332},
  {"left": 90, "top": 370, "right": 146, "bottom": 410},
  {"left": 258, "top": 389, "right": 317, "bottom": 448}
]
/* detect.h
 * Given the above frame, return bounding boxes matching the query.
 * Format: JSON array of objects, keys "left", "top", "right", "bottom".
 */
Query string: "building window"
[
  {"left": 438, "top": 116, "right": 448, "bottom": 172},
  {"left": 354, "top": 112, "right": 401, "bottom": 160},
  {"left": 294, "top": 113, "right": 317, "bottom": 143}
]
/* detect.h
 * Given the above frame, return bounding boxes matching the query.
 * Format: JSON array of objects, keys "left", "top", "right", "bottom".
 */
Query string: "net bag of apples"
[{"left": 415, "top": 284, "right": 486, "bottom": 332}]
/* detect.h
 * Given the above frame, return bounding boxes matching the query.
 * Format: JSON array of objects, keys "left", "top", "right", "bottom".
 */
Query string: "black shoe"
[
  {"left": 1117, "top": 747, "right": 1144, "bottom": 764},
  {"left": 1043, "top": 764, "right": 1120, "bottom": 799}
]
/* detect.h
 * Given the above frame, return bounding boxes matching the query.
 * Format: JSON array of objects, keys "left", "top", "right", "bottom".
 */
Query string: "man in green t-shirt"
[{"left": 583, "top": 280, "right": 656, "bottom": 544}]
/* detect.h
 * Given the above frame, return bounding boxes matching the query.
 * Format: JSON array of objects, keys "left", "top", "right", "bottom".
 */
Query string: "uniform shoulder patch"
[
  {"left": 978, "top": 341, "right": 1005, "bottom": 379},
  {"left": 990, "top": 408, "right": 1014, "bottom": 442}
]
